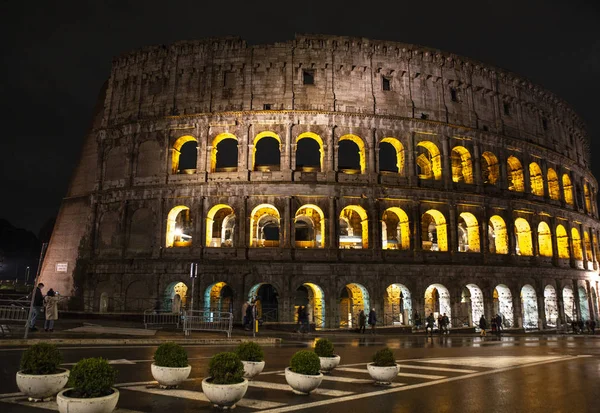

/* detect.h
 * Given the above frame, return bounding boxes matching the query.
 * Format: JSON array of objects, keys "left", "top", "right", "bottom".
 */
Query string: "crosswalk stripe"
[
  {"left": 336, "top": 367, "right": 446, "bottom": 380},
  {"left": 0, "top": 396, "right": 143, "bottom": 412},
  {"left": 396, "top": 364, "right": 477, "bottom": 373},
  {"left": 248, "top": 380, "right": 354, "bottom": 397}
]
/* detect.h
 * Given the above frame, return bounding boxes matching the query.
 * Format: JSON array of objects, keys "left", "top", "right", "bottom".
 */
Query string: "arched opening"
[
  {"left": 488, "top": 215, "right": 508, "bottom": 254},
  {"left": 338, "top": 134, "right": 366, "bottom": 174},
  {"left": 384, "top": 284, "right": 412, "bottom": 325},
  {"left": 204, "top": 282, "right": 234, "bottom": 313},
  {"left": 171, "top": 136, "right": 198, "bottom": 174},
  {"left": 99, "top": 292, "right": 109, "bottom": 313},
  {"left": 295, "top": 204, "right": 325, "bottom": 248},
  {"left": 416, "top": 141, "right": 442, "bottom": 180},
  {"left": 294, "top": 283, "right": 325, "bottom": 328},
  {"left": 424, "top": 284, "right": 451, "bottom": 326},
  {"left": 514, "top": 218, "right": 533, "bottom": 256},
  {"left": 457, "top": 212, "right": 480, "bottom": 252},
  {"left": 529, "top": 162, "right": 544, "bottom": 196},
  {"left": 164, "top": 281, "right": 188, "bottom": 313},
  {"left": 296, "top": 133, "right": 323, "bottom": 172},
  {"left": 462, "top": 284, "right": 484, "bottom": 328},
  {"left": 339, "top": 283, "right": 370, "bottom": 328},
  {"left": 253, "top": 132, "right": 281, "bottom": 171},
  {"left": 493, "top": 284, "right": 514, "bottom": 328},
  {"left": 584, "top": 231, "right": 592, "bottom": 261},
  {"left": 379, "top": 137, "right": 404, "bottom": 175},
  {"left": 591, "top": 288, "right": 599, "bottom": 321},
  {"left": 481, "top": 151, "right": 500, "bottom": 185},
  {"left": 578, "top": 286, "right": 590, "bottom": 321},
  {"left": 381, "top": 207, "right": 410, "bottom": 250},
  {"left": 594, "top": 234, "right": 600, "bottom": 261},
  {"left": 507, "top": 156, "right": 524, "bottom": 192},
  {"left": 563, "top": 286, "right": 576, "bottom": 323},
  {"left": 556, "top": 225, "right": 570, "bottom": 259},
  {"left": 421, "top": 209, "right": 448, "bottom": 252},
  {"left": 572, "top": 228, "right": 583, "bottom": 260},
  {"left": 521, "top": 284, "right": 539, "bottom": 330},
  {"left": 248, "top": 283, "right": 279, "bottom": 322},
  {"left": 339, "top": 205, "right": 368, "bottom": 249},
  {"left": 166, "top": 206, "right": 192, "bottom": 248},
  {"left": 562, "top": 174, "right": 574, "bottom": 205},
  {"left": 206, "top": 204, "right": 235, "bottom": 247},
  {"left": 584, "top": 183, "right": 592, "bottom": 213},
  {"left": 451, "top": 146, "right": 473, "bottom": 184},
  {"left": 211, "top": 133, "right": 238, "bottom": 172},
  {"left": 249, "top": 204, "right": 280, "bottom": 247},
  {"left": 544, "top": 285, "right": 558, "bottom": 327},
  {"left": 537, "top": 221, "right": 553, "bottom": 257},
  {"left": 547, "top": 168, "right": 560, "bottom": 200}
]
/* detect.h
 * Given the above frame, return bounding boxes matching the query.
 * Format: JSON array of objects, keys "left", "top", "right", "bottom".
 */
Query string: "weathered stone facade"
[{"left": 39, "top": 35, "right": 600, "bottom": 330}]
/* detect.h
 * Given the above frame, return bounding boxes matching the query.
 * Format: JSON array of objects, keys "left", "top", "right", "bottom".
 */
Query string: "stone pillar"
[
  {"left": 282, "top": 197, "right": 291, "bottom": 248},
  {"left": 371, "top": 201, "right": 381, "bottom": 252},
  {"left": 441, "top": 136, "right": 451, "bottom": 190},
  {"left": 199, "top": 197, "right": 208, "bottom": 250},
  {"left": 550, "top": 216, "right": 559, "bottom": 266},
  {"left": 586, "top": 280, "right": 595, "bottom": 322},
  {"left": 368, "top": 129, "right": 376, "bottom": 174},
  {"left": 473, "top": 142, "right": 483, "bottom": 192},
  {"left": 238, "top": 197, "right": 248, "bottom": 248},
  {"left": 154, "top": 198, "right": 163, "bottom": 258},
  {"left": 513, "top": 290, "right": 523, "bottom": 328},
  {"left": 481, "top": 205, "right": 488, "bottom": 254},
  {"left": 556, "top": 280, "right": 566, "bottom": 327},
  {"left": 328, "top": 197, "right": 338, "bottom": 249},
  {"left": 573, "top": 279, "right": 581, "bottom": 321},
  {"left": 290, "top": 143, "right": 297, "bottom": 172},
  {"left": 448, "top": 204, "right": 458, "bottom": 253},
  {"left": 522, "top": 157, "right": 531, "bottom": 194},
  {"left": 499, "top": 155, "right": 508, "bottom": 191},
  {"left": 198, "top": 126, "right": 208, "bottom": 173},
  {"left": 537, "top": 293, "right": 546, "bottom": 329},
  {"left": 531, "top": 217, "right": 539, "bottom": 257},
  {"left": 244, "top": 125, "right": 253, "bottom": 172},
  {"left": 327, "top": 127, "right": 335, "bottom": 173},
  {"left": 507, "top": 217, "right": 516, "bottom": 256},
  {"left": 407, "top": 132, "right": 417, "bottom": 186},
  {"left": 412, "top": 202, "right": 422, "bottom": 252}
]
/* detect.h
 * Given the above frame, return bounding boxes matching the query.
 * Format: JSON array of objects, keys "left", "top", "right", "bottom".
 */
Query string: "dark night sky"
[{"left": 1, "top": 0, "right": 599, "bottom": 236}]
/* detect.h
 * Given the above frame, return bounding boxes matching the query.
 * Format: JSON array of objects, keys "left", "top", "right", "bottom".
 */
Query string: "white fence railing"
[
  {"left": 183, "top": 310, "right": 233, "bottom": 338},
  {"left": 143, "top": 310, "right": 182, "bottom": 329},
  {"left": 0, "top": 305, "right": 30, "bottom": 335}
]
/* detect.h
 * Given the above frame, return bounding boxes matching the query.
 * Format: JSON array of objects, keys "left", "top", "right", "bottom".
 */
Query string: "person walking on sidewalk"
[
  {"left": 43, "top": 289, "right": 60, "bottom": 332},
  {"left": 442, "top": 313, "right": 450, "bottom": 334},
  {"left": 368, "top": 308, "right": 377, "bottom": 334},
  {"left": 426, "top": 313, "right": 435, "bottom": 336},
  {"left": 358, "top": 309, "right": 367, "bottom": 334},
  {"left": 29, "top": 282, "right": 45, "bottom": 331},
  {"left": 479, "top": 315, "right": 487, "bottom": 336}
]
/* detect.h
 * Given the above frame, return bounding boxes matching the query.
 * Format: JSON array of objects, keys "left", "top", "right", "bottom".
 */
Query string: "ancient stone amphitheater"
[{"left": 40, "top": 34, "right": 600, "bottom": 330}]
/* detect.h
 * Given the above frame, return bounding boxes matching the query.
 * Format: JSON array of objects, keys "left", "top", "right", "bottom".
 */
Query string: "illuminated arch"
[
  {"left": 295, "top": 204, "right": 325, "bottom": 248},
  {"left": 458, "top": 212, "right": 480, "bottom": 252},
  {"left": 493, "top": 284, "right": 514, "bottom": 327},
  {"left": 385, "top": 284, "right": 412, "bottom": 325},
  {"left": 421, "top": 209, "right": 448, "bottom": 252},
  {"left": 584, "top": 182, "right": 592, "bottom": 213},
  {"left": 166, "top": 205, "right": 192, "bottom": 248},
  {"left": 556, "top": 224, "right": 570, "bottom": 259},
  {"left": 248, "top": 283, "right": 279, "bottom": 321},
  {"left": 451, "top": 146, "right": 473, "bottom": 184},
  {"left": 529, "top": 162, "right": 544, "bottom": 196},
  {"left": 416, "top": 141, "right": 442, "bottom": 180},
  {"left": 204, "top": 282, "right": 233, "bottom": 313},
  {"left": 547, "top": 168, "right": 560, "bottom": 200},
  {"left": 380, "top": 137, "right": 405, "bottom": 175},
  {"left": 252, "top": 131, "right": 281, "bottom": 171},
  {"left": 205, "top": 204, "right": 235, "bottom": 247},
  {"left": 249, "top": 204, "right": 280, "bottom": 247},
  {"left": 210, "top": 133, "right": 238, "bottom": 172},
  {"left": 544, "top": 285, "right": 558, "bottom": 327},
  {"left": 488, "top": 215, "right": 509, "bottom": 254},
  {"left": 571, "top": 227, "right": 583, "bottom": 260},
  {"left": 171, "top": 135, "right": 198, "bottom": 174},
  {"left": 507, "top": 156, "right": 524, "bottom": 192},
  {"left": 381, "top": 207, "right": 410, "bottom": 250},
  {"left": 521, "top": 284, "right": 539, "bottom": 329},
  {"left": 463, "top": 284, "right": 484, "bottom": 328},
  {"left": 339, "top": 205, "right": 368, "bottom": 249},
  {"left": 514, "top": 218, "right": 533, "bottom": 256},
  {"left": 578, "top": 286, "right": 590, "bottom": 321},
  {"left": 339, "top": 134, "right": 366, "bottom": 174},
  {"left": 481, "top": 151, "right": 500, "bottom": 185},
  {"left": 563, "top": 286, "right": 576, "bottom": 322},
  {"left": 424, "top": 284, "right": 451, "bottom": 324},
  {"left": 295, "top": 283, "right": 326, "bottom": 328},
  {"left": 584, "top": 231, "right": 592, "bottom": 261},
  {"left": 562, "top": 174, "right": 573, "bottom": 204},
  {"left": 537, "top": 221, "right": 553, "bottom": 257},
  {"left": 593, "top": 234, "right": 599, "bottom": 261},
  {"left": 296, "top": 132, "right": 324, "bottom": 172}
]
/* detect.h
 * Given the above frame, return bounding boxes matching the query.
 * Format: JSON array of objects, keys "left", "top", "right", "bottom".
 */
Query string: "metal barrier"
[
  {"left": 0, "top": 305, "right": 30, "bottom": 336},
  {"left": 143, "top": 309, "right": 182, "bottom": 329},
  {"left": 183, "top": 310, "right": 233, "bottom": 338}
]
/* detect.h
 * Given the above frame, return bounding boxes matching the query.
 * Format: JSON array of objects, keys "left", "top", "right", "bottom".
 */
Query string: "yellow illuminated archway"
[
  {"left": 537, "top": 221, "right": 553, "bottom": 257},
  {"left": 339, "top": 205, "right": 368, "bottom": 249},
  {"left": 489, "top": 215, "right": 509, "bottom": 254},
  {"left": 297, "top": 132, "right": 324, "bottom": 172},
  {"left": 210, "top": 133, "right": 237, "bottom": 172},
  {"left": 380, "top": 137, "right": 405, "bottom": 175},
  {"left": 593, "top": 234, "right": 599, "bottom": 261},
  {"left": 166, "top": 205, "right": 192, "bottom": 248},
  {"left": 458, "top": 212, "right": 480, "bottom": 252},
  {"left": 584, "top": 231, "right": 592, "bottom": 261},
  {"left": 514, "top": 218, "right": 533, "bottom": 256},
  {"left": 171, "top": 135, "right": 198, "bottom": 174},
  {"left": 529, "top": 162, "right": 544, "bottom": 196},
  {"left": 422, "top": 209, "right": 448, "bottom": 252},
  {"left": 339, "top": 134, "right": 366, "bottom": 174},
  {"left": 572, "top": 227, "right": 583, "bottom": 260},
  {"left": 249, "top": 203, "right": 280, "bottom": 247},
  {"left": 381, "top": 207, "right": 410, "bottom": 250},
  {"left": 584, "top": 183, "right": 592, "bottom": 213},
  {"left": 205, "top": 204, "right": 234, "bottom": 247},
  {"left": 481, "top": 151, "right": 500, "bottom": 185},
  {"left": 547, "top": 168, "right": 560, "bottom": 200},
  {"left": 562, "top": 174, "right": 573, "bottom": 205},
  {"left": 416, "top": 141, "right": 442, "bottom": 180},
  {"left": 295, "top": 204, "right": 325, "bottom": 248},
  {"left": 451, "top": 146, "right": 473, "bottom": 184},
  {"left": 252, "top": 131, "right": 281, "bottom": 171},
  {"left": 556, "top": 224, "right": 570, "bottom": 259},
  {"left": 507, "top": 156, "right": 524, "bottom": 192},
  {"left": 297, "top": 283, "right": 325, "bottom": 328}
]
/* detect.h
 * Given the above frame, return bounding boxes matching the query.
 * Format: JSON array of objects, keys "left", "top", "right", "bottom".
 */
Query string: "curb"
[{"left": 0, "top": 337, "right": 281, "bottom": 347}]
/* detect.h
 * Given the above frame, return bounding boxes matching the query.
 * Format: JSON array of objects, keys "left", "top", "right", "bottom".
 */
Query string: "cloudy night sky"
[{"left": 1, "top": 0, "right": 599, "bottom": 236}]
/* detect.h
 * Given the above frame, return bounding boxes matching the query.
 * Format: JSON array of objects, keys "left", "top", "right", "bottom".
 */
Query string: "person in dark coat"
[
  {"left": 479, "top": 315, "right": 487, "bottom": 336},
  {"left": 426, "top": 313, "right": 435, "bottom": 336},
  {"left": 368, "top": 308, "right": 377, "bottom": 334},
  {"left": 358, "top": 309, "right": 367, "bottom": 334},
  {"left": 300, "top": 306, "right": 310, "bottom": 333},
  {"left": 414, "top": 312, "right": 421, "bottom": 330},
  {"left": 29, "top": 283, "right": 45, "bottom": 331}
]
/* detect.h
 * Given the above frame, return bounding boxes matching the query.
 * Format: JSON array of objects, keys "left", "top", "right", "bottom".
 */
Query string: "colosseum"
[{"left": 39, "top": 34, "right": 600, "bottom": 331}]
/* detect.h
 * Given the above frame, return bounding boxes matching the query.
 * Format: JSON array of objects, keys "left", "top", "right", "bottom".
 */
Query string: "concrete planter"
[
  {"left": 16, "top": 368, "right": 70, "bottom": 401},
  {"left": 201, "top": 377, "right": 248, "bottom": 409},
  {"left": 367, "top": 363, "right": 400, "bottom": 385},
  {"left": 284, "top": 367, "right": 323, "bottom": 395},
  {"left": 319, "top": 355, "right": 341, "bottom": 374},
  {"left": 151, "top": 363, "right": 191, "bottom": 388},
  {"left": 57, "top": 387, "right": 119, "bottom": 413},
  {"left": 241, "top": 360, "right": 265, "bottom": 380}
]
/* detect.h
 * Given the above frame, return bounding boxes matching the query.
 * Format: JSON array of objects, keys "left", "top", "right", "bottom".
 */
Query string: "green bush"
[
  {"left": 20, "top": 343, "right": 62, "bottom": 375},
  {"left": 372, "top": 348, "right": 396, "bottom": 367},
  {"left": 290, "top": 350, "right": 321, "bottom": 375},
  {"left": 208, "top": 352, "right": 245, "bottom": 385},
  {"left": 67, "top": 358, "right": 117, "bottom": 398},
  {"left": 314, "top": 338, "right": 335, "bottom": 358},
  {"left": 236, "top": 341, "right": 264, "bottom": 362},
  {"left": 154, "top": 342, "right": 188, "bottom": 368}
]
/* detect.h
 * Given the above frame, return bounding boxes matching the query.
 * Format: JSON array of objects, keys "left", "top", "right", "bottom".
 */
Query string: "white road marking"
[
  {"left": 415, "top": 355, "right": 569, "bottom": 368},
  {"left": 336, "top": 367, "right": 446, "bottom": 380},
  {"left": 0, "top": 396, "right": 144, "bottom": 412},
  {"left": 248, "top": 380, "right": 354, "bottom": 397},
  {"left": 396, "top": 364, "right": 477, "bottom": 373}
]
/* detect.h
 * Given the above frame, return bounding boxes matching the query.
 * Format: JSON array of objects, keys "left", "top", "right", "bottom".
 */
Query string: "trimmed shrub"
[
  {"left": 314, "top": 338, "right": 335, "bottom": 358},
  {"left": 67, "top": 358, "right": 117, "bottom": 398},
  {"left": 290, "top": 350, "right": 321, "bottom": 375},
  {"left": 20, "top": 343, "right": 62, "bottom": 375},
  {"left": 208, "top": 352, "right": 245, "bottom": 385},
  {"left": 154, "top": 342, "right": 188, "bottom": 368},
  {"left": 236, "top": 341, "right": 264, "bottom": 362},
  {"left": 372, "top": 348, "right": 396, "bottom": 367}
]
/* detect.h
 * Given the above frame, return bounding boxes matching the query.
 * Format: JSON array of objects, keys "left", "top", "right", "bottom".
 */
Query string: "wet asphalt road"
[{"left": 1, "top": 334, "right": 599, "bottom": 413}]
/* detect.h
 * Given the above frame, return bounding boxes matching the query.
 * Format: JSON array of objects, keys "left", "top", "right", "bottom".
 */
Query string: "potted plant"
[
  {"left": 56, "top": 358, "right": 118, "bottom": 413},
  {"left": 16, "top": 343, "right": 70, "bottom": 401},
  {"left": 151, "top": 342, "right": 191, "bottom": 388},
  {"left": 236, "top": 341, "right": 265, "bottom": 380},
  {"left": 284, "top": 350, "right": 323, "bottom": 395},
  {"left": 201, "top": 352, "right": 248, "bottom": 409},
  {"left": 314, "top": 338, "right": 340, "bottom": 374},
  {"left": 367, "top": 347, "right": 399, "bottom": 385}
]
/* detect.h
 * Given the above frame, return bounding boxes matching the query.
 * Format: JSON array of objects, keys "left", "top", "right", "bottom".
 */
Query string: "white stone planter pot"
[
  {"left": 201, "top": 377, "right": 248, "bottom": 409},
  {"left": 16, "top": 368, "right": 70, "bottom": 401},
  {"left": 241, "top": 360, "right": 265, "bottom": 379},
  {"left": 366, "top": 363, "right": 400, "bottom": 385},
  {"left": 56, "top": 387, "right": 119, "bottom": 413},
  {"left": 284, "top": 367, "right": 323, "bottom": 395},
  {"left": 319, "top": 355, "right": 341, "bottom": 374},
  {"left": 151, "top": 363, "right": 191, "bottom": 388}
]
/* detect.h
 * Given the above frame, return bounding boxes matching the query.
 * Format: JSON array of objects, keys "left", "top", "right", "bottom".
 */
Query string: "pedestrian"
[
  {"left": 28, "top": 282, "right": 45, "bottom": 331},
  {"left": 571, "top": 320, "right": 577, "bottom": 334},
  {"left": 300, "top": 306, "right": 310, "bottom": 333},
  {"left": 578, "top": 319, "right": 584, "bottom": 334},
  {"left": 171, "top": 293, "right": 182, "bottom": 314},
  {"left": 359, "top": 309, "right": 367, "bottom": 334},
  {"left": 242, "top": 300, "right": 249, "bottom": 329},
  {"left": 585, "top": 320, "right": 590, "bottom": 334},
  {"left": 245, "top": 301, "right": 254, "bottom": 331},
  {"left": 495, "top": 314, "right": 503, "bottom": 335},
  {"left": 590, "top": 319, "right": 596, "bottom": 334},
  {"left": 437, "top": 314, "right": 444, "bottom": 335},
  {"left": 368, "top": 308, "right": 377, "bottom": 334},
  {"left": 414, "top": 312, "right": 421, "bottom": 330},
  {"left": 43, "top": 289, "right": 60, "bottom": 332},
  {"left": 442, "top": 313, "right": 450, "bottom": 334},
  {"left": 426, "top": 312, "right": 435, "bottom": 336},
  {"left": 296, "top": 305, "right": 303, "bottom": 332},
  {"left": 479, "top": 315, "right": 487, "bottom": 336}
]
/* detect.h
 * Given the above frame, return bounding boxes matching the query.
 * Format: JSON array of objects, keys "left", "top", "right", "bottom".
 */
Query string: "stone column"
[
  {"left": 480, "top": 205, "right": 488, "bottom": 254},
  {"left": 531, "top": 217, "right": 539, "bottom": 257},
  {"left": 507, "top": 217, "right": 516, "bottom": 256},
  {"left": 499, "top": 155, "right": 508, "bottom": 191},
  {"left": 448, "top": 203, "right": 458, "bottom": 253},
  {"left": 441, "top": 136, "right": 451, "bottom": 190},
  {"left": 282, "top": 197, "right": 291, "bottom": 248},
  {"left": 198, "top": 126, "right": 208, "bottom": 173},
  {"left": 550, "top": 216, "right": 559, "bottom": 266},
  {"left": 573, "top": 279, "right": 581, "bottom": 321},
  {"left": 513, "top": 291, "right": 523, "bottom": 328},
  {"left": 473, "top": 142, "right": 483, "bottom": 192},
  {"left": 586, "top": 280, "right": 595, "bottom": 322},
  {"left": 556, "top": 280, "right": 566, "bottom": 326},
  {"left": 537, "top": 293, "right": 546, "bottom": 329},
  {"left": 368, "top": 129, "right": 376, "bottom": 174},
  {"left": 407, "top": 132, "right": 417, "bottom": 186},
  {"left": 328, "top": 197, "right": 338, "bottom": 249},
  {"left": 412, "top": 202, "right": 422, "bottom": 252},
  {"left": 238, "top": 197, "right": 248, "bottom": 249},
  {"left": 522, "top": 156, "right": 531, "bottom": 194}
]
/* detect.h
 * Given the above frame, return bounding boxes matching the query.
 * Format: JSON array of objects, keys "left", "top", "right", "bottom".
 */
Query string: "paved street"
[{"left": 1, "top": 334, "right": 598, "bottom": 412}]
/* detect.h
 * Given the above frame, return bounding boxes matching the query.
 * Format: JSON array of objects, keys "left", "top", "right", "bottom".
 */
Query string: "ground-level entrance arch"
[
  {"left": 462, "top": 284, "right": 484, "bottom": 328},
  {"left": 424, "top": 284, "right": 451, "bottom": 326},
  {"left": 384, "top": 284, "right": 412, "bottom": 325},
  {"left": 493, "top": 284, "right": 513, "bottom": 328},
  {"left": 578, "top": 286, "right": 590, "bottom": 321},
  {"left": 163, "top": 281, "right": 188, "bottom": 313},
  {"left": 204, "top": 282, "right": 233, "bottom": 313},
  {"left": 521, "top": 284, "right": 538, "bottom": 330},
  {"left": 544, "top": 285, "right": 559, "bottom": 327},
  {"left": 563, "top": 286, "right": 576, "bottom": 323},
  {"left": 249, "top": 283, "right": 279, "bottom": 322},
  {"left": 339, "top": 283, "right": 370, "bottom": 328},
  {"left": 294, "top": 283, "right": 325, "bottom": 329}
]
